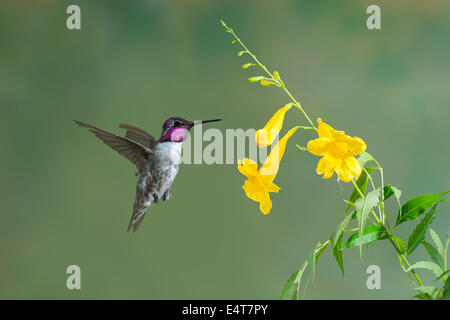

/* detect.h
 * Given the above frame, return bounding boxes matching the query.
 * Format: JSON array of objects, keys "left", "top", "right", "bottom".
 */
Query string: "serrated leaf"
[
  {"left": 332, "top": 213, "right": 353, "bottom": 248},
  {"left": 342, "top": 225, "right": 384, "bottom": 249},
  {"left": 415, "top": 285, "right": 439, "bottom": 297},
  {"left": 406, "top": 204, "right": 438, "bottom": 255},
  {"left": 280, "top": 270, "right": 298, "bottom": 300},
  {"left": 330, "top": 232, "right": 345, "bottom": 276},
  {"left": 357, "top": 152, "right": 375, "bottom": 166},
  {"left": 355, "top": 188, "right": 381, "bottom": 255},
  {"left": 383, "top": 184, "right": 402, "bottom": 208},
  {"left": 395, "top": 190, "right": 449, "bottom": 226},
  {"left": 429, "top": 228, "right": 444, "bottom": 256},
  {"left": 315, "top": 241, "right": 329, "bottom": 264},
  {"left": 423, "top": 241, "right": 445, "bottom": 269},
  {"left": 407, "top": 261, "right": 443, "bottom": 278},
  {"left": 435, "top": 269, "right": 450, "bottom": 282},
  {"left": 345, "top": 167, "right": 376, "bottom": 215},
  {"left": 443, "top": 277, "right": 450, "bottom": 300},
  {"left": 280, "top": 260, "right": 308, "bottom": 300},
  {"left": 391, "top": 236, "right": 406, "bottom": 254}
]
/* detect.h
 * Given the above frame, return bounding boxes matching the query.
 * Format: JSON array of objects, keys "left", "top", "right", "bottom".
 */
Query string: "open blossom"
[
  {"left": 238, "top": 128, "right": 298, "bottom": 214},
  {"left": 307, "top": 118, "right": 366, "bottom": 182},
  {"left": 255, "top": 104, "right": 292, "bottom": 148}
]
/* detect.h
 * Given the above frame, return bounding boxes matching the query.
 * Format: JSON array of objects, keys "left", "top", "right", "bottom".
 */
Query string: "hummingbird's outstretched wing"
[
  {"left": 74, "top": 120, "right": 151, "bottom": 173},
  {"left": 118, "top": 124, "right": 156, "bottom": 150}
]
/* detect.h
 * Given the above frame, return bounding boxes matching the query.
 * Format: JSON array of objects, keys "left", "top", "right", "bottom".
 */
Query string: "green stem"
[
  {"left": 386, "top": 231, "right": 426, "bottom": 298},
  {"left": 221, "top": 20, "right": 317, "bottom": 132},
  {"left": 352, "top": 177, "right": 425, "bottom": 297}
]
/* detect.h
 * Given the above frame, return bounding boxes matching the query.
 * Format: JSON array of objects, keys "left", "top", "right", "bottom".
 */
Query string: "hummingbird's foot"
[
  {"left": 152, "top": 194, "right": 159, "bottom": 203},
  {"left": 162, "top": 190, "right": 171, "bottom": 201}
]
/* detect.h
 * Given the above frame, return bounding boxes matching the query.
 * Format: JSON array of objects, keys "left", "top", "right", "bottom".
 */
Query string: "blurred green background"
[{"left": 0, "top": 0, "right": 449, "bottom": 299}]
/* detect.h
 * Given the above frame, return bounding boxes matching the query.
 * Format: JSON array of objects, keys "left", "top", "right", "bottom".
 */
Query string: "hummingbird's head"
[{"left": 159, "top": 117, "right": 221, "bottom": 143}]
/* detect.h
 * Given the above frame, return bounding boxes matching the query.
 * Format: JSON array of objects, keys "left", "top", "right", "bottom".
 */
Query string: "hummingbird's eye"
[{"left": 174, "top": 120, "right": 181, "bottom": 126}]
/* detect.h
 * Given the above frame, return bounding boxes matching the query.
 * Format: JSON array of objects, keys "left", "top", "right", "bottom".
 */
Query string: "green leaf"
[
  {"left": 435, "top": 269, "right": 450, "bottom": 282},
  {"left": 443, "top": 277, "right": 450, "bottom": 300},
  {"left": 280, "top": 240, "right": 329, "bottom": 300},
  {"left": 345, "top": 167, "right": 376, "bottom": 215},
  {"left": 280, "top": 261, "right": 308, "bottom": 300},
  {"left": 237, "top": 50, "right": 248, "bottom": 56},
  {"left": 330, "top": 232, "right": 345, "bottom": 276},
  {"left": 391, "top": 236, "right": 406, "bottom": 254},
  {"left": 395, "top": 190, "right": 449, "bottom": 226},
  {"left": 301, "top": 241, "right": 329, "bottom": 299},
  {"left": 415, "top": 286, "right": 439, "bottom": 297},
  {"left": 280, "top": 270, "right": 297, "bottom": 299},
  {"left": 407, "top": 261, "right": 443, "bottom": 278},
  {"left": 357, "top": 152, "right": 375, "bottom": 166},
  {"left": 423, "top": 241, "right": 445, "bottom": 269},
  {"left": 406, "top": 204, "right": 438, "bottom": 255},
  {"left": 314, "top": 241, "right": 329, "bottom": 266},
  {"left": 355, "top": 188, "right": 381, "bottom": 255},
  {"left": 383, "top": 184, "right": 402, "bottom": 207},
  {"left": 429, "top": 228, "right": 444, "bottom": 256},
  {"left": 342, "top": 225, "right": 384, "bottom": 249},
  {"left": 331, "top": 213, "right": 353, "bottom": 249}
]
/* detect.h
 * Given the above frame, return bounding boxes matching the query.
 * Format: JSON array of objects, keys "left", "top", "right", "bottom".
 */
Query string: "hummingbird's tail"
[{"left": 127, "top": 208, "right": 148, "bottom": 232}]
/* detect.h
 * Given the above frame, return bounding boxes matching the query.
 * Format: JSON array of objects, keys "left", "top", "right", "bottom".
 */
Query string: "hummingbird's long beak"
[{"left": 192, "top": 119, "right": 222, "bottom": 126}]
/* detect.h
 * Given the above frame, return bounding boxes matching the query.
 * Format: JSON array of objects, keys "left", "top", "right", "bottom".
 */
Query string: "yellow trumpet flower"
[
  {"left": 238, "top": 127, "right": 298, "bottom": 214},
  {"left": 307, "top": 118, "right": 367, "bottom": 182},
  {"left": 255, "top": 104, "right": 292, "bottom": 148}
]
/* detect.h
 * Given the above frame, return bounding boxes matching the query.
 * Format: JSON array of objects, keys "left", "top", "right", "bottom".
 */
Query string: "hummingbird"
[{"left": 74, "top": 117, "right": 221, "bottom": 232}]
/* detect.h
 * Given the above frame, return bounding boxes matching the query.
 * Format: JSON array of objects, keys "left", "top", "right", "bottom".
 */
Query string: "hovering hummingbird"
[{"left": 74, "top": 117, "right": 221, "bottom": 232}]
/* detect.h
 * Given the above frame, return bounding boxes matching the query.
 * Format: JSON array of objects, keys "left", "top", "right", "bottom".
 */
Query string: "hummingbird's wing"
[
  {"left": 118, "top": 124, "right": 156, "bottom": 150},
  {"left": 74, "top": 120, "right": 151, "bottom": 172}
]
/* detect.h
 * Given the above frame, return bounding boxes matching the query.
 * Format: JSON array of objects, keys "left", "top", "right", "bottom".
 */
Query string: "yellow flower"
[
  {"left": 238, "top": 158, "right": 280, "bottom": 214},
  {"left": 255, "top": 104, "right": 292, "bottom": 148},
  {"left": 307, "top": 118, "right": 367, "bottom": 182},
  {"left": 238, "top": 128, "right": 298, "bottom": 214}
]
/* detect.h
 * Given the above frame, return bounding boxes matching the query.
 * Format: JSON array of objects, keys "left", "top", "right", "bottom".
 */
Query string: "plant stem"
[{"left": 221, "top": 20, "right": 317, "bottom": 131}]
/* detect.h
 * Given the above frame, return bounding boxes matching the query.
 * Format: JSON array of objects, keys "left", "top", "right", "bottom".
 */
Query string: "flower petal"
[
  {"left": 316, "top": 154, "right": 336, "bottom": 179},
  {"left": 255, "top": 104, "right": 292, "bottom": 147},
  {"left": 261, "top": 176, "right": 281, "bottom": 193},
  {"left": 255, "top": 128, "right": 278, "bottom": 149},
  {"left": 237, "top": 158, "right": 258, "bottom": 178},
  {"left": 317, "top": 118, "right": 345, "bottom": 138},
  {"left": 346, "top": 137, "right": 367, "bottom": 156},
  {"left": 307, "top": 137, "right": 331, "bottom": 156},
  {"left": 336, "top": 156, "right": 362, "bottom": 182},
  {"left": 242, "top": 178, "right": 261, "bottom": 202},
  {"left": 259, "top": 191, "right": 272, "bottom": 215},
  {"left": 259, "top": 127, "right": 298, "bottom": 180}
]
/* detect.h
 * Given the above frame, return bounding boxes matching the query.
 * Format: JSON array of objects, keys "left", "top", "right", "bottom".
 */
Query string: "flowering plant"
[{"left": 221, "top": 20, "right": 449, "bottom": 300}]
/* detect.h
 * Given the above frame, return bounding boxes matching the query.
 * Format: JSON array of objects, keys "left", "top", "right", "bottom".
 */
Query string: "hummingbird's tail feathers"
[
  {"left": 74, "top": 120, "right": 151, "bottom": 173},
  {"left": 127, "top": 209, "right": 147, "bottom": 232},
  {"left": 119, "top": 124, "right": 155, "bottom": 150}
]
